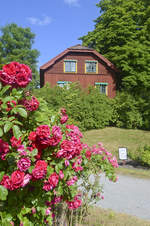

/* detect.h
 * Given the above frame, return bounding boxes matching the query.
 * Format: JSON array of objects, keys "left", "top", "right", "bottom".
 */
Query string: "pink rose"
[
  {"left": 32, "top": 167, "right": 46, "bottom": 179},
  {"left": 21, "top": 96, "right": 39, "bottom": 112},
  {"left": 6, "top": 100, "right": 16, "bottom": 112},
  {"left": 60, "top": 108, "right": 67, "bottom": 115},
  {"left": 65, "top": 160, "right": 69, "bottom": 167},
  {"left": 48, "top": 173, "right": 59, "bottom": 188},
  {"left": 67, "top": 195, "right": 82, "bottom": 210},
  {"left": 0, "top": 175, "right": 12, "bottom": 190},
  {"left": 0, "top": 139, "right": 10, "bottom": 160},
  {"left": 32, "top": 207, "right": 36, "bottom": 214},
  {"left": 85, "top": 150, "right": 92, "bottom": 160},
  {"left": 10, "top": 136, "right": 22, "bottom": 148},
  {"left": 17, "top": 158, "right": 31, "bottom": 172},
  {"left": 11, "top": 170, "right": 25, "bottom": 189},
  {"left": 0, "top": 70, "right": 15, "bottom": 86},
  {"left": 60, "top": 115, "right": 68, "bottom": 124},
  {"left": 36, "top": 125, "right": 51, "bottom": 137},
  {"left": 17, "top": 145, "right": 27, "bottom": 156},
  {"left": 22, "top": 174, "right": 32, "bottom": 187},
  {"left": 0, "top": 62, "right": 31, "bottom": 88},
  {"left": 43, "top": 182, "right": 53, "bottom": 191},
  {"left": 45, "top": 207, "right": 51, "bottom": 215},
  {"left": 28, "top": 131, "right": 36, "bottom": 142},
  {"left": 67, "top": 176, "right": 78, "bottom": 186},
  {"left": 59, "top": 170, "right": 64, "bottom": 179},
  {"left": 35, "top": 160, "right": 47, "bottom": 169}
]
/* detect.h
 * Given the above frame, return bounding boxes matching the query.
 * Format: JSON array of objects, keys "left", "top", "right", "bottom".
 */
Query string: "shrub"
[
  {"left": 0, "top": 62, "right": 118, "bottom": 225},
  {"left": 129, "top": 145, "right": 150, "bottom": 167},
  {"left": 111, "top": 92, "right": 143, "bottom": 129},
  {"left": 34, "top": 84, "right": 113, "bottom": 131}
]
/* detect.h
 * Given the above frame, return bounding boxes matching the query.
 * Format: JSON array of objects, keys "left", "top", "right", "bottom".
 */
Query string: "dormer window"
[
  {"left": 64, "top": 60, "right": 77, "bottom": 73},
  {"left": 85, "top": 60, "right": 98, "bottom": 73}
]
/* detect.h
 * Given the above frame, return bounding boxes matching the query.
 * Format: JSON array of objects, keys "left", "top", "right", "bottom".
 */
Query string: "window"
[
  {"left": 85, "top": 61, "right": 98, "bottom": 73},
  {"left": 95, "top": 82, "right": 108, "bottom": 95},
  {"left": 57, "top": 81, "right": 71, "bottom": 89},
  {"left": 64, "top": 60, "right": 77, "bottom": 73}
]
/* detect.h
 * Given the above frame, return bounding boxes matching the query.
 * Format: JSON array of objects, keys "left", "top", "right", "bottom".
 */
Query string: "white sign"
[{"left": 118, "top": 147, "right": 127, "bottom": 160}]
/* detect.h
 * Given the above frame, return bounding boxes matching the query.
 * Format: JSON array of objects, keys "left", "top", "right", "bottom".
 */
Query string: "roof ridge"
[{"left": 68, "top": 44, "right": 93, "bottom": 50}]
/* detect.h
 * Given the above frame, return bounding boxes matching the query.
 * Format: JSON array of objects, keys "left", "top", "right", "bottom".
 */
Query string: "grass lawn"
[
  {"left": 80, "top": 206, "right": 150, "bottom": 226},
  {"left": 82, "top": 127, "right": 150, "bottom": 178},
  {"left": 82, "top": 127, "right": 150, "bottom": 156},
  {"left": 77, "top": 128, "right": 150, "bottom": 225}
]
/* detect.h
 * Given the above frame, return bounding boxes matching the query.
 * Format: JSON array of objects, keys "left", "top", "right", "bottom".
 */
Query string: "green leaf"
[
  {"left": 4, "top": 122, "right": 13, "bottom": 133},
  {"left": 30, "top": 149, "right": 38, "bottom": 157},
  {"left": 21, "top": 207, "right": 31, "bottom": 215},
  {"left": 0, "top": 172, "right": 5, "bottom": 181},
  {"left": 16, "top": 108, "right": 27, "bottom": 118},
  {"left": 47, "top": 166, "right": 54, "bottom": 177},
  {"left": 0, "top": 185, "right": 8, "bottom": 201},
  {"left": 3, "top": 96, "right": 14, "bottom": 103},
  {"left": 0, "top": 85, "right": 11, "bottom": 96},
  {"left": 0, "top": 82, "right": 2, "bottom": 90},
  {"left": 13, "top": 120, "right": 23, "bottom": 126},
  {"left": 12, "top": 125, "right": 22, "bottom": 139},
  {"left": 1, "top": 103, "right": 7, "bottom": 110},
  {"left": 0, "top": 128, "right": 3, "bottom": 137},
  {"left": 28, "top": 166, "right": 34, "bottom": 174}
]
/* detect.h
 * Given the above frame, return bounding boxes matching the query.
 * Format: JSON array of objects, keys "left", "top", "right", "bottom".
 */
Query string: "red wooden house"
[{"left": 40, "top": 44, "right": 118, "bottom": 98}]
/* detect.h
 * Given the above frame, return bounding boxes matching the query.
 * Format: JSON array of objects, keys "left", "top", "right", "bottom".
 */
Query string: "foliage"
[
  {"left": 33, "top": 83, "right": 113, "bottom": 131},
  {"left": 80, "top": 0, "right": 150, "bottom": 94},
  {"left": 0, "top": 62, "right": 118, "bottom": 225},
  {"left": 129, "top": 145, "right": 150, "bottom": 167},
  {"left": 0, "top": 23, "right": 40, "bottom": 88},
  {"left": 111, "top": 92, "right": 143, "bottom": 129}
]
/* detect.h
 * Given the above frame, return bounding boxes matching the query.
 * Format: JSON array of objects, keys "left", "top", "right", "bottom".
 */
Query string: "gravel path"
[{"left": 96, "top": 174, "right": 150, "bottom": 221}]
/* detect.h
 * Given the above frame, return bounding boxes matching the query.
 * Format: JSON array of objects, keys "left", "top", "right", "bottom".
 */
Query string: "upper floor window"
[
  {"left": 85, "top": 61, "right": 98, "bottom": 73},
  {"left": 64, "top": 60, "right": 77, "bottom": 73}
]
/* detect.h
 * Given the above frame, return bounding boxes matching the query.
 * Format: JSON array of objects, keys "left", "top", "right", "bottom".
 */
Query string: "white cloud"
[
  {"left": 27, "top": 15, "right": 52, "bottom": 26},
  {"left": 64, "top": 0, "right": 80, "bottom": 7}
]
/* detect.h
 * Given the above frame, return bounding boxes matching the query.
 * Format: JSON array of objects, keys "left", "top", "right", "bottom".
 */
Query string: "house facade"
[{"left": 40, "top": 44, "right": 117, "bottom": 98}]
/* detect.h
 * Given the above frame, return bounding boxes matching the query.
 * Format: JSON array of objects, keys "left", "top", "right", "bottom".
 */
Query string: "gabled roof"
[{"left": 40, "top": 44, "right": 117, "bottom": 71}]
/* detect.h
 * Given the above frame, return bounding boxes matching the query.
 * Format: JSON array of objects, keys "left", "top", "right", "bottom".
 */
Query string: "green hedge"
[
  {"left": 33, "top": 83, "right": 113, "bottom": 131},
  {"left": 34, "top": 84, "right": 150, "bottom": 131}
]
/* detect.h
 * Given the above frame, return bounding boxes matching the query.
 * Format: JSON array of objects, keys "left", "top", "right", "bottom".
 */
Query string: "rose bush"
[{"left": 0, "top": 62, "right": 118, "bottom": 225}]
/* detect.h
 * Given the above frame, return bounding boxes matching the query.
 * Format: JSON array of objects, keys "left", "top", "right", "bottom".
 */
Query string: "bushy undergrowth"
[
  {"left": 111, "top": 92, "right": 143, "bottom": 129},
  {"left": 34, "top": 83, "right": 113, "bottom": 131},
  {"left": 129, "top": 145, "right": 150, "bottom": 167},
  {"left": 34, "top": 84, "right": 150, "bottom": 131}
]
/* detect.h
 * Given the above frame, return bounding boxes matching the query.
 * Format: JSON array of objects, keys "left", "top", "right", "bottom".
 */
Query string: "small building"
[{"left": 40, "top": 44, "right": 118, "bottom": 98}]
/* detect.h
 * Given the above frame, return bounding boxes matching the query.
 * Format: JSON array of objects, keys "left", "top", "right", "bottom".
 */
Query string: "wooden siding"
[{"left": 41, "top": 52, "right": 116, "bottom": 98}]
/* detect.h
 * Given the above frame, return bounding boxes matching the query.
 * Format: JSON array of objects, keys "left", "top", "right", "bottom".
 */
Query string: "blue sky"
[{"left": 0, "top": 0, "right": 100, "bottom": 68}]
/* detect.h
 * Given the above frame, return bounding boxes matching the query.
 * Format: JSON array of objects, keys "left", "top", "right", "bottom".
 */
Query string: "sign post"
[{"left": 118, "top": 147, "right": 127, "bottom": 165}]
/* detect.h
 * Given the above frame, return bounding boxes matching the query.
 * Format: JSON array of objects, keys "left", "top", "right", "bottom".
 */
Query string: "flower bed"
[{"left": 0, "top": 62, "right": 118, "bottom": 225}]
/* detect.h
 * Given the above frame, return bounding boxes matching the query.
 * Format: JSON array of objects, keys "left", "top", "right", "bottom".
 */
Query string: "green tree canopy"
[
  {"left": 0, "top": 23, "right": 40, "bottom": 88},
  {"left": 80, "top": 0, "right": 150, "bottom": 95}
]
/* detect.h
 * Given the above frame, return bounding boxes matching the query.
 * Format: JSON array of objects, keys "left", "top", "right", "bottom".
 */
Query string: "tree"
[
  {"left": 80, "top": 0, "right": 150, "bottom": 95},
  {"left": 0, "top": 23, "right": 40, "bottom": 88}
]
